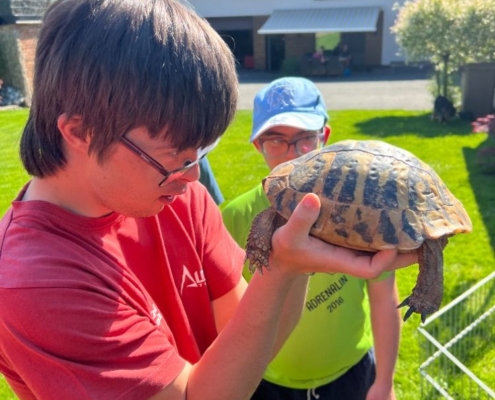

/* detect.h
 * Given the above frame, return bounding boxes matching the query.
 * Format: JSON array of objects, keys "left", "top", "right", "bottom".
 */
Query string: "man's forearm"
[
  {"left": 187, "top": 270, "right": 308, "bottom": 400},
  {"left": 271, "top": 273, "right": 309, "bottom": 357}
]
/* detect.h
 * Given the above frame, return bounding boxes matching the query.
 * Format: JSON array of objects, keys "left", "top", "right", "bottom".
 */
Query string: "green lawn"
[
  {"left": 0, "top": 109, "right": 29, "bottom": 216},
  {"left": 1, "top": 108, "right": 494, "bottom": 399},
  {"left": 315, "top": 32, "right": 341, "bottom": 52}
]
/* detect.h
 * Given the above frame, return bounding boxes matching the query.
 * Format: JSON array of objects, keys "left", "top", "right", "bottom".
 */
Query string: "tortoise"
[{"left": 245, "top": 139, "right": 472, "bottom": 322}]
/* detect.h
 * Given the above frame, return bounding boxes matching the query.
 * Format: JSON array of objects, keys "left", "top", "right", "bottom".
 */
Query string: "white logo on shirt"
[
  {"left": 150, "top": 304, "right": 163, "bottom": 326},
  {"left": 180, "top": 265, "right": 206, "bottom": 293}
]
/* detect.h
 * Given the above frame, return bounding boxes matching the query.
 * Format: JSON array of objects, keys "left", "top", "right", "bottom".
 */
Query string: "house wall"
[
  {"left": 0, "top": 22, "right": 39, "bottom": 104},
  {"left": 188, "top": 0, "right": 405, "bottom": 65},
  {"left": 285, "top": 34, "right": 315, "bottom": 60},
  {"left": 365, "top": 11, "right": 383, "bottom": 66},
  {"left": 253, "top": 16, "right": 268, "bottom": 70}
]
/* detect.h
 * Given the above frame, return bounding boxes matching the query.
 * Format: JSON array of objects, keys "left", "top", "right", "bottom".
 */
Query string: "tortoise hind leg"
[
  {"left": 398, "top": 237, "right": 448, "bottom": 323},
  {"left": 245, "top": 209, "right": 287, "bottom": 274}
]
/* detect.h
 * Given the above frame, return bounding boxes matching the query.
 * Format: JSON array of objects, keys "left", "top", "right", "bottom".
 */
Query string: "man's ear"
[
  {"left": 57, "top": 114, "right": 89, "bottom": 153},
  {"left": 323, "top": 125, "right": 332, "bottom": 144}
]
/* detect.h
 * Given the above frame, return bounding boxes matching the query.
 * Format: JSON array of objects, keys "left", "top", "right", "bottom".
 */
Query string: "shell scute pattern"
[
  {"left": 263, "top": 140, "right": 471, "bottom": 252},
  {"left": 289, "top": 155, "right": 328, "bottom": 194}
]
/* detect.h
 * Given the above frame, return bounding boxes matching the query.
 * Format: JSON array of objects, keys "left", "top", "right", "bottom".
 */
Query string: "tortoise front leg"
[
  {"left": 398, "top": 237, "right": 448, "bottom": 323},
  {"left": 245, "top": 208, "right": 287, "bottom": 274}
]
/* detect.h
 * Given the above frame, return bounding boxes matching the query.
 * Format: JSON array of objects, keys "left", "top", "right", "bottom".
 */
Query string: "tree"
[{"left": 392, "top": 0, "right": 495, "bottom": 100}]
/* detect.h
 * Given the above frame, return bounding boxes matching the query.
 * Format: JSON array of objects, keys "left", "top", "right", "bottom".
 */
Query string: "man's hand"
[{"left": 269, "top": 193, "right": 416, "bottom": 279}]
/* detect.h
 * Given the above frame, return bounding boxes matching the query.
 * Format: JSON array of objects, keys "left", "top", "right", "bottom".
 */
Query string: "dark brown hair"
[{"left": 21, "top": 0, "right": 238, "bottom": 177}]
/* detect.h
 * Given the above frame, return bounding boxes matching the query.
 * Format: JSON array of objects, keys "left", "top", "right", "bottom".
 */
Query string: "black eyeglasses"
[
  {"left": 120, "top": 136, "right": 219, "bottom": 187},
  {"left": 258, "top": 132, "right": 325, "bottom": 158}
]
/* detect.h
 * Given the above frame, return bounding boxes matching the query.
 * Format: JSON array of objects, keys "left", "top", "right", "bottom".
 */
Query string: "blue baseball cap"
[{"left": 250, "top": 77, "right": 329, "bottom": 142}]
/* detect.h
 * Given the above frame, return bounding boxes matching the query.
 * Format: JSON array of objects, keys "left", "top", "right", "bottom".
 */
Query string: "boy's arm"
[{"left": 366, "top": 273, "right": 402, "bottom": 400}]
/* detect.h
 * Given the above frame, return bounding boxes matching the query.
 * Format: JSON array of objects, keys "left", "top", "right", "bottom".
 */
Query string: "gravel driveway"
[{"left": 237, "top": 67, "right": 433, "bottom": 111}]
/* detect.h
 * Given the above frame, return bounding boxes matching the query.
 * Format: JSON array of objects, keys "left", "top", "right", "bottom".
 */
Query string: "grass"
[
  {"left": 1, "top": 108, "right": 494, "bottom": 399},
  {"left": 0, "top": 109, "right": 29, "bottom": 215},
  {"left": 315, "top": 32, "right": 341, "bottom": 52}
]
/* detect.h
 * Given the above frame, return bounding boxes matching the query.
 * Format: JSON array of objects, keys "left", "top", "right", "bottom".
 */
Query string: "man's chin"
[{"left": 120, "top": 203, "right": 167, "bottom": 218}]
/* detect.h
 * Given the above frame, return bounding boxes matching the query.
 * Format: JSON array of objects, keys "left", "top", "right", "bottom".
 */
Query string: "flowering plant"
[{"left": 472, "top": 114, "right": 495, "bottom": 136}]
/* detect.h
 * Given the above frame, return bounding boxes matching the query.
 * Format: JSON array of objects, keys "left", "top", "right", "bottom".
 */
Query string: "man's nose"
[
  {"left": 181, "top": 163, "right": 201, "bottom": 182},
  {"left": 287, "top": 142, "right": 300, "bottom": 158}
]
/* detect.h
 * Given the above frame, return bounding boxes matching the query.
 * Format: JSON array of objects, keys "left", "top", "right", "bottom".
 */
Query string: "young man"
[
  {"left": 222, "top": 77, "right": 402, "bottom": 400},
  {"left": 0, "top": 2, "right": 415, "bottom": 399}
]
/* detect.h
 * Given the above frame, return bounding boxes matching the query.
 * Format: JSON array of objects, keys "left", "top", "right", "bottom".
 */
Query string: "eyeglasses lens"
[
  {"left": 262, "top": 135, "right": 322, "bottom": 157},
  {"left": 295, "top": 136, "right": 320, "bottom": 154},
  {"left": 159, "top": 158, "right": 199, "bottom": 186},
  {"left": 159, "top": 139, "right": 218, "bottom": 186}
]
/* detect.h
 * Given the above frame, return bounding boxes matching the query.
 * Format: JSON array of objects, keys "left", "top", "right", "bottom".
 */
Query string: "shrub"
[
  {"left": 281, "top": 57, "right": 301, "bottom": 76},
  {"left": 0, "top": 79, "right": 25, "bottom": 107}
]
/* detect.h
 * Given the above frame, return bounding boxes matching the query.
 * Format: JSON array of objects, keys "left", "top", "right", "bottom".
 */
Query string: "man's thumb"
[{"left": 284, "top": 193, "right": 321, "bottom": 237}]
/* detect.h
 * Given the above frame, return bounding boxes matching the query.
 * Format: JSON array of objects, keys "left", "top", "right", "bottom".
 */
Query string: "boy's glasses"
[
  {"left": 120, "top": 136, "right": 219, "bottom": 187},
  {"left": 258, "top": 132, "right": 324, "bottom": 158}
]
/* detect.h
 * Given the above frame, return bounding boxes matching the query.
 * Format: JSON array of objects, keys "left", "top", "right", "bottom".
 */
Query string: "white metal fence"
[{"left": 418, "top": 271, "right": 495, "bottom": 399}]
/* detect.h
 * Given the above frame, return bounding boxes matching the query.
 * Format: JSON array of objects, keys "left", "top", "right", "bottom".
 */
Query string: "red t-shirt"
[{"left": 0, "top": 181, "right": 244, "bottom": 400}]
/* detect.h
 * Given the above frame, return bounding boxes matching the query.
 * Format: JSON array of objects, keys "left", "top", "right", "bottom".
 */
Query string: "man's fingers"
[
  {"left": 370, "top": 249, "right": 398, "bottom": 274},
  {"left": 327, "top": 248, "right": 398, "bottom": 280},
  {"left": 372, "top": 249, "right": 398, "bottom": 268},
  {"left": 388, "top": 252, "right": 418, "bottom": 270}
]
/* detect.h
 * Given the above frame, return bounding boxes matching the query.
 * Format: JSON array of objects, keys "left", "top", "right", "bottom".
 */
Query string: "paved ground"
[
  {"left": 237, "top": 67, "right": 433, "bottom": 111},
  {"left": 0, "top": 67, "right": 433, "bottom": 113}
]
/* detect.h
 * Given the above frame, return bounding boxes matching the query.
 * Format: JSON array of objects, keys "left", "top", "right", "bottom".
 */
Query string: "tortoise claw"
[
  {"left": 397, "top": 296, "right": 430, "bottom": 323},
  {"left": 246, "top": 253, "right": 270, "bottom": 275},
  {"left": 247, "top": 261, "right": 261, "bottom": 275},
  {"left": 397, "top": 297, "right": 410, "bottom": 309},
  {"left": 397, "top": 297, "right": 415, "bottom": 322},
  {"left": 402, "top": 307, "right": 416, "bottom": 322}
]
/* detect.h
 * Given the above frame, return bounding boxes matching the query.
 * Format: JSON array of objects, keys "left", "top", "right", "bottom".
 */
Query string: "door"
[{"left": 267, "top": 34, "right": 285, "bottom": 72}]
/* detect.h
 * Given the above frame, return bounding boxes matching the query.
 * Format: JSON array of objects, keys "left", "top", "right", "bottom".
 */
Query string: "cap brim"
[{"left": 250, "top": 112, "right": 325, "bottom": 142}]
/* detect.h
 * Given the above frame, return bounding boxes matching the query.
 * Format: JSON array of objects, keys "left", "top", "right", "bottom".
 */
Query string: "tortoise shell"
[
  {"left": 245, "top": 139, "right": 472, "bottom": 322},
  {"left": 263, "top": 139, "right": 471, "bottom": 251}
]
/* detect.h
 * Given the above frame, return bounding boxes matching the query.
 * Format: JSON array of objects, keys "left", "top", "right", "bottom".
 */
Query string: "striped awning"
[{"left": 258, "top": 7, "right": 380, "bottom": 34}]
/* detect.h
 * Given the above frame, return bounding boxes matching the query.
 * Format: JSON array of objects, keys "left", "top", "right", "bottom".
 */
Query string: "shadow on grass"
[
  {"left": 451, "top": 278, "right": 480, "bottom": 299},
  {"left": 355, "top": 114, "right": 472, "bottom": 138},
  {"left": 463, "top": 138, "right": 495, "bottom": 252}
]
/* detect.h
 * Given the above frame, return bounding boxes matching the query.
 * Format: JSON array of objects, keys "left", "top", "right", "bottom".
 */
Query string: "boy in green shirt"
[{"left": 222, "top": 77, "right": 401, "bottom": 400}]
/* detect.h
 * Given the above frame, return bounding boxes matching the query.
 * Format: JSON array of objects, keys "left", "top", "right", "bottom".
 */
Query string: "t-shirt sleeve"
[
  {"left": 0, "top": 286, "right": 185, "bottom": 400},
  {"left": 179, "top": 182, "right": 244, "bottom": 301}
]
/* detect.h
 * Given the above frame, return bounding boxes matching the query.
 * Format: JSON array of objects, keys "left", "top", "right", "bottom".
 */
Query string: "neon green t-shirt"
[{"left": 222, "top": 183, "right": 374, "bottom": 389}]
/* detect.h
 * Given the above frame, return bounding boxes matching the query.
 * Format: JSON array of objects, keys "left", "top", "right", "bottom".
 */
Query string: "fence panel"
[{"left": 418, "top": 271, "right": 495, "bottom": 399}]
